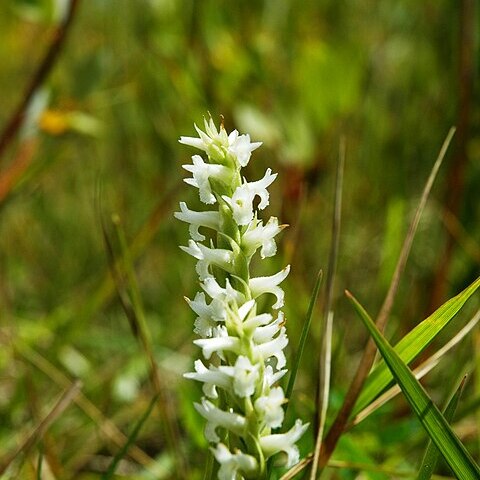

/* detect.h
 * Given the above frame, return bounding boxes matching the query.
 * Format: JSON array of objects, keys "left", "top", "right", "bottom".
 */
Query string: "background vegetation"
[{"left": 0, "top": 0, "right": 479, "bottom": 478}]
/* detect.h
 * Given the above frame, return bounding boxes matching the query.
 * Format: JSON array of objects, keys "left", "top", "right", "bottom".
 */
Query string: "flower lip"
[{"left": 249, "top": 265, "right": 291, "bottom": 309}]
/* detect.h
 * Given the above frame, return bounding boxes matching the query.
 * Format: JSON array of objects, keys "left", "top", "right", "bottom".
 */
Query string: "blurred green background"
[{"left": 0, "top": 0, "right": 479, "bottom": 478}]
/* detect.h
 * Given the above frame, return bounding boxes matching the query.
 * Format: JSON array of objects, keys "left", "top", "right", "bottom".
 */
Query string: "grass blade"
[
  {"left": 271, "top": 269, "right": 321, "bottom": 478},
  {"left": 285, "top": 269, "right": 323, "bottom": 402},
  {"left": 347, "top": 290, "right": 480, "bottom": 479},
  {"left": 101, "top": 209, "right": 188, "bottom": 477},
  {"left": 352, "top": 310, "right": 480, "bottom": 426},
  {"left": 310, "top": 137, "right": 345, "bottom": 479},
  {"left": 36, "top": 447, "right": 43, "bottom": 480},
  {"left": 354, "top": 276, "right": 480, "bottom": 415},
  {"left": 102, "top": 394, "right": 158, "bottom": 480},
  {"left": 320, "top": 128, "right": 455, "bottom": 468},
  {"left": 417, "top": 376, "right": 467, "bottom": 480},
  {"left": 0, "top": 380, "right": 82, "bottom": 475}
]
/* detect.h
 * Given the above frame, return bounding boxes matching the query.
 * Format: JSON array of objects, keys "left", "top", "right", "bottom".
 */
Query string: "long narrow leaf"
[
  {"left": 285, "top": 270, "right": 323, "bottom": 402},
  {"left": 354, "top": 277, "right": 480, "bottom": 415},
  {"left": 352, "top": 311, "right": 480, "bottom": 426},
  {"left": 417, "top": 376, "right": 467, "bottom": 480},
  {"left": 347, "top": 291, "right": 480, "bottom": 479},
  {"left": 102, "top": 394, "right": 158, "bottom": 480}
]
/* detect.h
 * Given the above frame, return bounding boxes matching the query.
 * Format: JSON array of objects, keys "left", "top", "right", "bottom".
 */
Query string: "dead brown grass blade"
[
  {"left": 0, "top": 380, "right": 82, "bottom": 475},
  {"left": 351, "top": 309, "right": 479, "bottom": 426},
  {"left": 11, "top": 340, "right": 154, "bottom": 467},
  {"left": 318, "top": 127, "right": 456, "bottom": 469},
  {"left": 0, "top": 0, "right": 81, "bottom": 162},
  {"left": 101, "top": 211, "right": 188, "bottom": 478},
  {"left": 310, "top": 138, "right": 345, "bottom": 479},
  {"left": 0, "top": 140, "right": 37, "bottom": 204}
]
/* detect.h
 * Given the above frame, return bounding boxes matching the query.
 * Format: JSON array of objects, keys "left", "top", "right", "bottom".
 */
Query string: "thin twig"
[
  {"left": 0, "top": 0, "right": 81, "bottom": 162},
  {"left": 318, "top": 128, "right": 456, "bottom": 468},
  {"left": 0, "top": 380, "right": 82, "bottom": 475}
]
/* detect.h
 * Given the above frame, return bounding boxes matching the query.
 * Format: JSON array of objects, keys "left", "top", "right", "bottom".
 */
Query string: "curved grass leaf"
[
  {"left": 354, "top": 277, "right": 480, "bottom": 415},
  {"left": 417, "top": 376, "right": 467, "bottom": 480},
  {"left": 347, "top": 291, "right": 480, "bottom": 480},
  {"left": 352, "top": 311, "right": 480, "bottom": 426},
  {"left": 102, "top": 394, "right": 158, "bottom": 480}
]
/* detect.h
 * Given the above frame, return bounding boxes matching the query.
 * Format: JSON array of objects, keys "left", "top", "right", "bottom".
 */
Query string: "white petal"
[
  {"left": 228, "top": 132, "right": 262, "bottom": 167},
  {"left": 194, "top": 398, "right": 246, "bottom": 441},
  {"left": 184, "top": 360, "right": 230, "bottom": 398},
  {"left": 211, "top": 444, "right": 258, "bottom": 480},
  {"left": 174, "top": 202, "right": 220, "bottom": 241},
  {"left": 260, "top": 420, "right": 309, "bottom": 467},
  {"left": 250, "top": 266, "right": 290, "bottom": 309},
  {"left": 194, "top": 334, "right": 239, "bottom": 359},
  {"left": 254, "top": 386, "right": 285, "bottom": 428},
  {"left": 231, "top": 356, "right": 260, "bottom": 397},
  {"left": 264, "top": 365, "right": 288, "bottom": 387},
  {"left": 255, "top": 327, "right": 289, "bottom": 368}
]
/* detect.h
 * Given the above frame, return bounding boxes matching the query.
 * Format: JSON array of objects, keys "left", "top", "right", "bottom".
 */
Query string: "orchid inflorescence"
[{"left": 176, "top": 117, "right": 308, "bottom": 479}]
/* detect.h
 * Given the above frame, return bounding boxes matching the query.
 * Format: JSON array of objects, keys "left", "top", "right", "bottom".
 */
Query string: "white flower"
[
  {"left": 180, "top": 117, "right": 262, "bottom": 168},
  {"left": 185, "top": 292, "right": 225, "bottom": 335},
  {"left": 192, "top": 278, "right": 245, "bottom": 331},
  {"left": 218, "top": 355, "right": 260, "bottom": 398},
  {"left": 179, "top": 118, "right": 230, "bottom": 160},
  {"left": 250, "top": 265, "right": 290, "bottom": 309},
  {"left": 264, "top": 365, "right": 288, "bottom": 388},
  {"left": 227, "top": 130, "right": 262, "bottom": 167},
  {"left": 243, "top": 312, "right": 274, "bottom": 332},
  {"left": 183, "top": 155, "right": 232, "bottom": 204},
  {"left": 242, "top": 216, "right": 285, "bottom": 259},
  {"left": 223, "top": 169, "right": 277, "bottom": 225},
  {"left": 254, "top": 326, "right": 288, "bottom": 369},
  {"left": 174, "top": 202, "right": 220, "bottom": 241},
  {"left": 201, "top": 277, "right": 245, "bottom": 308},
  {"left": 194, "top": 398, "right": 247, "bottom": 442},
  {"left": 194, "top": 326, "right": 240, "bottom": 359},
  {"left": 254, "top": 387, "right": 286, "bottom": 428},
  {"left": 211, "top": 444, "right": 258, "bottom": 480},
  {"left": 253, "top": 312, "right": 284, "bottom": 343},
  {"left": 260, "top": 419, "right": 309, "bottom": 467},
  {"left": 180, "top": 240, "right": 234, "bottom": 280},
  {"left": 184, "top": 360, "right": 230, "bottom": 398}
]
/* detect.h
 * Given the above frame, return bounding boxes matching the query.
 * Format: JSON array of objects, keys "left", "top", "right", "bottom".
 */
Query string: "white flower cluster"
[{"left": 176, "top": 118, "right": 308, "bottom": 479}]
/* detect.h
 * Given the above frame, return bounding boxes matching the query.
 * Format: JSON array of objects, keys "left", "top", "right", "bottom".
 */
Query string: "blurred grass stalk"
[{"left": 103, "top": 211, "right": 188, "bottom": 478}]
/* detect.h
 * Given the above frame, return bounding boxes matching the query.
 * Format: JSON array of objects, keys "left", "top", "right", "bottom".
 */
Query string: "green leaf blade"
[
  {"left": 102, "top": 394, "right": 158, "bottom": 480},
  {"left": 355, "top": 277, "right": 480, "bottom": 415},
  {"left": 417, "top": 376, "right": 467, "bottom": 480},
  {"left": 285, "top": 269, "right": 323, "bottom": 402},
  {"left": 347, "top": 291, "right": 480, "bottom": 480}
]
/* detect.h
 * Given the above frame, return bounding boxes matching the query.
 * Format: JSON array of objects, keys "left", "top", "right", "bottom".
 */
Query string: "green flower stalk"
[{"left": 176, "top": 118, "right": 308, "bottom": 479}]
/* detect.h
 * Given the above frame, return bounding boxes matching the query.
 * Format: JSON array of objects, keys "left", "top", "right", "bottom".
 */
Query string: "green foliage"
[
  {"left": 416, "top": 376, "right": 466, "bottom": 480},
  {"left": 348, "top": 292, "right": 480, "bottom": 479},
  {"left": 0, "top": 1, "right": 479, "bottom": 479},
  {"left": 354, "top": 277, "right": 480, "bottom": 416}
]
